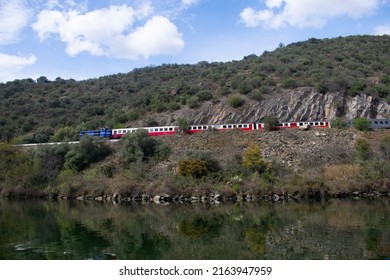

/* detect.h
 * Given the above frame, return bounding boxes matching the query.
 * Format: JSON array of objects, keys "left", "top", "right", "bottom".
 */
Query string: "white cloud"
[
  {"left": 110, "top": 16, "right": 185, "bottom": 59},
  {"left": 375, "top": 24, "right": 390, "bottom": 35},
  {"left": 32, "top": 3, "right": 184, "bottom": 59},
  {"left": 265, "top": 0, "right": 284, "bottom": 9},
  {"left": 0, "top": 0, "right": 32, "bottom": 45},
  {"left": 181, "top": 0, "right": 200, "bottom": 6},
  {"left": 0, "top": 53, "right": 37, "bottom": 82},
  {"left": 240, "top": 0, "right": 382, "bottom": 29}
]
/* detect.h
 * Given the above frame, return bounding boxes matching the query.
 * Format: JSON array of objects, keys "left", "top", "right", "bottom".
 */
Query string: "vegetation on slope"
[
  {"left": 0, "top": 35, "right": 389, "bottom": 143},
  {"left": 1, "top": 128, "right": 389, "bottom": 200}
]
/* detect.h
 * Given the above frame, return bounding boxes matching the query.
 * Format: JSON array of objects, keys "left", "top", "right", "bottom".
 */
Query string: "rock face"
[{"left": 151, "top": 88, "right": 389, "bottom": 125}]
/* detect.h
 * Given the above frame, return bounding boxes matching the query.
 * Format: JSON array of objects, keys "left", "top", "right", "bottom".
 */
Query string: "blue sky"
[{"left": 0, "top": 0, "right": 389, "bottom": 83}]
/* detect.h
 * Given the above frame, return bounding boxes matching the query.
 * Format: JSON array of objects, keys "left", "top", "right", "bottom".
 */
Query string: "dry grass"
[{"left": 323, "top": 164, "right": 362, "bottom": 191}]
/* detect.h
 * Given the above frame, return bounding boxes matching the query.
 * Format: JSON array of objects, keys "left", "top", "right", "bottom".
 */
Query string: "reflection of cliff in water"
[{"left": 0, "top": 198, "right": 389, "bottom": 260}]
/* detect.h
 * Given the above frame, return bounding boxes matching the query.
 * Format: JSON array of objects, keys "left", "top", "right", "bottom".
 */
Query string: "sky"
[{"left": 0, "top": 0, "right": 389, "bottom": 83}]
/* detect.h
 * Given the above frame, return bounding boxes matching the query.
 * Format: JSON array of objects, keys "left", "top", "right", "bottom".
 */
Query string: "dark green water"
[{"left": 0, "top": 198, "right": 389, "bottom": 260}]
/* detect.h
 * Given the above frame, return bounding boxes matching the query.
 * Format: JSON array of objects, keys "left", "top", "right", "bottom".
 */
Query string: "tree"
[
  {"left": 242, "top": 143, "right": 266, "bottom": 173},
  {"left": 120, "top": 129, "right": 170, "bottom": 167},
  {"left": 178, "top": 159, "right": 209, "bottom": 178},
  {"left": 37, "top": 76, "right": 50, "bottom": 83},
  {"left": 64, "top": 136, "right": 111, "bottom": 171},
  {"left": 176, "top": 117, "right": 190, "bottom": 132},
  {"left": 263, "top": 115, "right": 279, "bottom": 131}
]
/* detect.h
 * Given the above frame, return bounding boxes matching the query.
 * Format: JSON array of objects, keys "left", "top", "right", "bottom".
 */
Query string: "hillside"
[
  {"left": 1, "top": 126, "right": 389, "bottom": 200},
  {"left": 0, "top": 35, "right": 390, "bottom": 143}
]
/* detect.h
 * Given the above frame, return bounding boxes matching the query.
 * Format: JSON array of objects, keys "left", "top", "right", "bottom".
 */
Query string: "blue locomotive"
[{"left": 79, "top": 128, "right": 112, "bottom": 138}]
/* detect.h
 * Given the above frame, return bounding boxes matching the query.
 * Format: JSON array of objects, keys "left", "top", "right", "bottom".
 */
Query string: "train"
[{"left": 79, "top": 119, "right": 390, "bottom": 139}]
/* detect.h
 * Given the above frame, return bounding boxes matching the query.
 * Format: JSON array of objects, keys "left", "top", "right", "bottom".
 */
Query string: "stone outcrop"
[{"left": 150, "top": 88, "right": 389, "bottom": 125}]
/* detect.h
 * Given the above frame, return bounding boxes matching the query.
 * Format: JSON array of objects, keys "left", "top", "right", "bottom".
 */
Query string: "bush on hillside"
[
  {"left": 353, "top": 117, "right": 371, "bottom": 131},
  {"left": 263, "top": 115, "right": 279, "bottom": 131},
  {"left": 330, "top": 117, "right": 348, "bottom": 129},
  {"left": 120, "top": 129, "right": 170, "bottom": 167},
  {"left": 228, "top": 94, "right": 245, "bottom": 108}
]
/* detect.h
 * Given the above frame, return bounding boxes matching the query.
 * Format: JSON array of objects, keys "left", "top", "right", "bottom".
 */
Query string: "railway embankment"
[{"left": 1, "top": 128, "right": 389, "bottom": 202}]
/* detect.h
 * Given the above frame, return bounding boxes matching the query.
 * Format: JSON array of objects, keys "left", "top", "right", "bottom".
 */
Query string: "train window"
[
  {"left": 380, "top": 121, "right": 383, "bottom": 124},
  {"left": 223, "top": 125, "right": 227, "bottom": 128},
  {"left": 299, "top": 123, "right": 303, "bottom": 126},
  {"left": 238, "top": 125, "right": 242, "bottom": 128},
  {"left": 197, "top": 126, "right": 201, "bottom": 130},
  {"left": 309, "top": 122, "right": 314, "bottom": 125},
  {"left": 169, "top": 127, "right": 173, "bottom": 131},
  {"left": 160, "top": 128, "right": 163, "bottom": 131},
  {"left": 228, "top": 125, "right": 232, "bottom": 128},
  {"left": 385, "top": 121, "right": 389, "bottom": 124},
  {"left": 375, "top": 121, "right": 378, "bottom": 124},
  {"left": 164, "top": 128, "right": 168, "bottom": 131},
  {"left": 315, "top": 122, "right": 319, "bottom": 126},
  {"left": 233, "top": 125, "right": 237, "bottom": 128},
  {"left": 320, "top": 122, "right": 324, "bottom": 125}
]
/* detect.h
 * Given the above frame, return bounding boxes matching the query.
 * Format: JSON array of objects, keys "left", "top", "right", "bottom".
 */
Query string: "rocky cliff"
[{"left": 146, "top": 88, "right": 390, "bottom": 126}]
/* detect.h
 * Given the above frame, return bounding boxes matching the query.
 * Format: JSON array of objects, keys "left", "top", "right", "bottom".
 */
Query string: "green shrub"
[
  {"left": 237, "top": 81, "right": 252, "bottom": 94},
  {"left": 228, "top": 94, "right": 245, "bottom": 108},
  {"left": 330, "top": 117, "right": 348, "bottom": 129},
  {"left": 196, "top": 90, "right": 213, "bottom": 101},
  {"left": 355, "top": 138, "right": 372, "bottom": 162},
  {"left": 188, "top": 96, "right": 200, "bottom": 108},
  {"left": 379, "top": 135, "right": 390, "bottom": 161},
  {"left": 353, "top": 117, "right": 370, "bottom": 131},
  {"left": 348, "top": 80, "right": 366, "bottom": 97},
  {"left": 263, "top": 115, "right": 279, "bottom": 131},
  {"left": 185, "top": 150, "right": 221, "bottom": 173},
  {"left": 120, "top": 129, "right": 170, "bottom": 167},
  {"left": 176, "top": 117, "right": 190, "bottom": 132},
  {"left": 248, "top": 89, "right": 262, "bottom": 101},
  {"left": 281, "top": 77, "right": 298, "bottom": 89},
  {"left": 64, "top": 137, "right": 111, "bottom": 171},
  {"left": 178, "top": 159, "right": 209, "bottom": 178},
  {"left": 374, "top": 84, "right": 390, "bottom": 98},
  {"left": 64, "top": 149, "right": 85, "bottom": 171},
  {"left": 316, "top": 81, "right": 328, "bottom": 94}
]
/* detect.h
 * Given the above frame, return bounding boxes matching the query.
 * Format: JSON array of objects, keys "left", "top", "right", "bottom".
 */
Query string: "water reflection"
[{"left": 0, "top": 198, "right": 389, "bottom": 260}]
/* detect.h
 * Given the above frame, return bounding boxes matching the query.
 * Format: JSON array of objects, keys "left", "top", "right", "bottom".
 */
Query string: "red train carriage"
[
  {"left": 187, "top": 123, "right": 254, "bottom": 133},
  {"left": 255, "top": 121, "right": 330, "bottom": 130}
]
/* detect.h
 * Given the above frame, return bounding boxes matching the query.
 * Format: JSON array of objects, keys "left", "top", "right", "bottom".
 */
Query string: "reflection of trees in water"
[
  {"left": 245, "top": 211, "right": 275, "bottom": 253},
  {"left": 0, "top": 199, "right": 389, "bottom": 259},
  {"left": 178, "top": 215, "right": 223, "bottom": 240},
  {"left": 117, "top": 232, "right": 171, "bottom": 260}
]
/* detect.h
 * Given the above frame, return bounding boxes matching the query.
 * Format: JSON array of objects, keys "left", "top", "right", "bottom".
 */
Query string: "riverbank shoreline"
[{"left": 2, "top": 188, "right": 390, "bottom": 203}]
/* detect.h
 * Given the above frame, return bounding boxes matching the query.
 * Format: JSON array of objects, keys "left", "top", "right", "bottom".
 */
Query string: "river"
[{"left": 0, "top": 198, "right": 389, "bottom": 260}]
